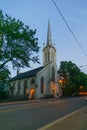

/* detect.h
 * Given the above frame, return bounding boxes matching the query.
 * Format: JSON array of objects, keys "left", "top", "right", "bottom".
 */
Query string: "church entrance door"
[
  {"left": 30, "top": 88, "right": 35, "bottom": 99},
  {"left": 52, "top": 89, "right": 55, "bottom": 97}
]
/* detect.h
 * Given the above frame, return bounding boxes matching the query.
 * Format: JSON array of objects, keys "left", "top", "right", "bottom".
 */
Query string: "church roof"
[{"left": 10, "top": 66, "right": 44, "bottom": 81}]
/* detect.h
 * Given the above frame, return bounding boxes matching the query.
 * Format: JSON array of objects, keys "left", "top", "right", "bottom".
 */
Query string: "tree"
[
  {"left": 0, "top": 10, "right": 40, "bottom": 98},
  {"left": 58, "top": 61, "right": 81, "bottom": 96},
  {"left": 79, "top": 72, "right": 87, "bottom": 92},
  {"left": 0, "top": 10, "right": 40, "bottom": 70},
  {"left": 0, "top": 67, "right": 10, "bottom": 99}
]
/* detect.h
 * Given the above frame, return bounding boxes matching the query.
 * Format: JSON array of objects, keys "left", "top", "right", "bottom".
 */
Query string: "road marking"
[
  {"left": 0, "top": 105, "right": 37, "bottom": 113},
  {"left": 0, "top": 107, "right": 26, "bottom": 113},
  {"left": 37, "top": 106, "right": 86, "bottom": 130},
  {"left": 47, "top": 100, "right": 68, "bottom": 104},
  {"left": 0, "top": 102, "right": 50, "bottom": 113}
]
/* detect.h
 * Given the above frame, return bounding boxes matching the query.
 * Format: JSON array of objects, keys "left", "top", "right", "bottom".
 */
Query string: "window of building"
[
  {"left": 17, "top": 81, "right": 20, "bottom": 95},
  {"left": 41, "top": 77, "right": 44, "bottom": 94},
  {"left": 45, "top": 53, "right": 47, "bottom": 62},
  {"left": 48, "top": 51, "right": 50, "bottom": 62},
  {"left": 24, "top": 80, "right": 27, "bottom": 95},
  {"left": 52, "top": 66, "right": 55, "bottom": 81},
  {"left": 31, "top": 78, "right": 35, "bottom": 84}
]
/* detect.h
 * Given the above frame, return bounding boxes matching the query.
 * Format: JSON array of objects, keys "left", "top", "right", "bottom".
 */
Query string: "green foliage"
[
  {"left": 0, "top": 67, "right": 10, "bottom": 99},
  {"left": 0, "top": 9, "right": 40, "bottom": 98},
  {"left": 58, "top": 61, "right": 87, "bottom": 96},
  {"left": 0, "top": 9, "right": 40, "bottom": 70}
]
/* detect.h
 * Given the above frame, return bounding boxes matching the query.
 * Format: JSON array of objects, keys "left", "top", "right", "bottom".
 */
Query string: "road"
[{"left": 0, "top": 97, "right": 86, "bottom": 130}]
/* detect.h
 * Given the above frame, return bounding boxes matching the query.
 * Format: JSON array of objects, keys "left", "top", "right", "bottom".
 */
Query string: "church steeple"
[
  {"left": 43, "top": 20, "right": 56, "bottom": 66},
  {"left": 47, "top": 19, "right": 52, "bottom": 46}
]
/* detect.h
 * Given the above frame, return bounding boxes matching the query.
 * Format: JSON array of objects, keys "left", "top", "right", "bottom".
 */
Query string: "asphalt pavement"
[
  {"left": 0, "top": 98, "right": 87, "bottom": 130},
  {"left": 38, "top": 105, "right": 87, "bottom": 130}
]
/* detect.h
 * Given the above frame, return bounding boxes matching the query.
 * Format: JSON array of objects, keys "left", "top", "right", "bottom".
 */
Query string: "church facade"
[{"left": 9, "top": 20, "right": 59, "bottom": 99}]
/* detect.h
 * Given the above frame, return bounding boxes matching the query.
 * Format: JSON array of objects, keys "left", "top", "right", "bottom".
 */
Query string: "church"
[{"left": 9, "top": 20, "right": 60, "bottom": 99}]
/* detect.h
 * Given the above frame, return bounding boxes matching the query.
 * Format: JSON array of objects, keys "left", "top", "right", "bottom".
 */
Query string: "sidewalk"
[{"left": 38, "top": 106, "right": 87, "bottom": 130}]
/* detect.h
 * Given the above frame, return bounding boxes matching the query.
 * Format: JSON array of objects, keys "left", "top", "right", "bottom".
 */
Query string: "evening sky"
[{"left": 0, "top": 0, "right": 87, "bottom": 76}]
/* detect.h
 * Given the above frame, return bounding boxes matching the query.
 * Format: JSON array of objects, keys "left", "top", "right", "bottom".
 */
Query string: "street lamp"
[{"left": 58, "top": 78, "right": 64, "bottom": 99}]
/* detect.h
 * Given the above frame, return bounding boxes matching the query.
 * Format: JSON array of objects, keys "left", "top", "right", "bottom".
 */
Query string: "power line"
[
  {"left": 79, "top": 65, "right": 87, "bottom": 68},
  {"left": 51, "top": 0, "right": 87, "bottom": 56},
  {"left": 58, "top": 0, "right": 87, "bottom": 53}
]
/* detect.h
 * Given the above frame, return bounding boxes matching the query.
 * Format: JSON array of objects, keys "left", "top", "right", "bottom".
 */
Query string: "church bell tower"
[
  {"left": 42, "top": 20, "right": 58, "bottom": 97},
  {"left": 43, "top": 20, "right": 56, "bottom": 66}
]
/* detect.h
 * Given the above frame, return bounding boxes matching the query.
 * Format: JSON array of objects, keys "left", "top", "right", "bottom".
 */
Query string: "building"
[{"left": 9, "top": 20, "right": 59, "bottom": 99}]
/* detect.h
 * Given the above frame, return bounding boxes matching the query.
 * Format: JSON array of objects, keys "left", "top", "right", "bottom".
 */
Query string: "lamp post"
[{"left": 58, "top": 78, "right": 63, "bottom": 99}]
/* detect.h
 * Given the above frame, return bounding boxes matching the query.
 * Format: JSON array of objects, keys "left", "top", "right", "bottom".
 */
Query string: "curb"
[{"left": 37, "top": 106, "right": 87, "bottom": 130}]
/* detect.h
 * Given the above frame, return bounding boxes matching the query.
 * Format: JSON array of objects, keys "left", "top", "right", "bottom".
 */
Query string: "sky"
[{"left": 0, "top": 0, "right": 87, "bottom": 77}]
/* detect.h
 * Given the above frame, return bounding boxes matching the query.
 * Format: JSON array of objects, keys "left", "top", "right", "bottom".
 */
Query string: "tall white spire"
[
  {"left": 47, "top": 19, "right": 52, "bottom": 46},
  {"left": 43, "top": 20, "right": 57, "bottom": 66}
]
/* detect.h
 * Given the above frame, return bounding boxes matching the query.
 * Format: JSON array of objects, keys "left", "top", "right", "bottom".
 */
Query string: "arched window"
[
  {"left": 51, "top": 52, "right": 53, "bottom": 61},
  {"left": 41, "top": 77, "right": 44, "bottom": 94},
  {"left": 18, "top": 81, "right": 20, "bottom": 95},
  {"left": 53, "top": 52, "right": 54, "bottom": 62},
  {"left": 31, "top": 78, "right": 35, "bottom": 84},
  {"left": 46, "top": 53, "right": 48, "bottom": 62},
  {"left": 45, "top": 53, "right": 46, "bottom": 63},
  {"left": 53, "top": 52, "right": 56, "bottom": 63},
  {"left": 48, "top": 51, "right": 50, "bottom": 62},
  {"left": 52, "top": 66, "right": 55, "bottom": 81},
  {"left": 24, "top": 80, "right": 27, "bottom": 95}
]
